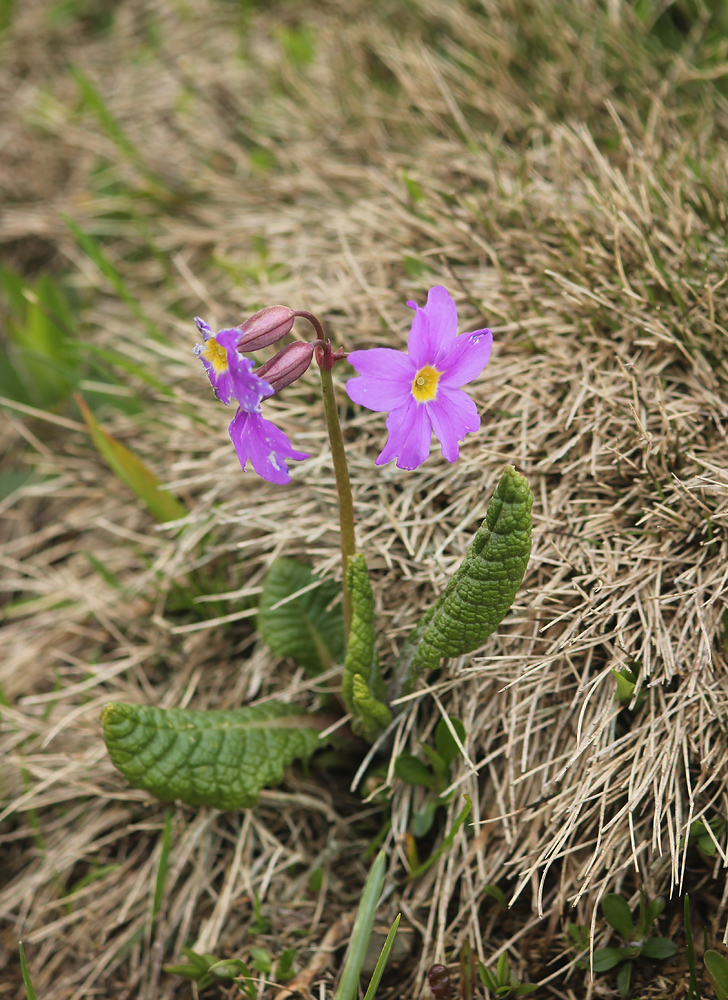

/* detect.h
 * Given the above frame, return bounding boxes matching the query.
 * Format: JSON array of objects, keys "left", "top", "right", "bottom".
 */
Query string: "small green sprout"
[
  {"left": 163, "top": 948, "right": 256, "bottom": 995},
  {"left": 478, "top": 953, "right": 538, "bottom": 997},
  {"left": 251, "top": 890, "right": 272, "bottom": 934},
  {"left": 395, "top": 716, "right": 466, "bottom": 836},
  {"left": 611, "top": 665, "right": 645, "bottom": 712},
  {"left": 680, "top": 816, "right": 726, "bottom": 858},
  {"left": 593, "top": 891, "right": 676, "bottom": 997}
]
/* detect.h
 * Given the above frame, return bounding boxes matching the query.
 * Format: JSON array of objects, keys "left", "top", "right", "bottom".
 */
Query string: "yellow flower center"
[
  {"left": 201, "top": 337, "right": 229, "bottom": 375},
  {"left": 411, "top": 364, "right": 440, "bottom": 403}
]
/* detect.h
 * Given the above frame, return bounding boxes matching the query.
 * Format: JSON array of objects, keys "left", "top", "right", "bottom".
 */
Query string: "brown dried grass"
[{"left": 1, "top": 0, "right": 728, "bottom": 997}]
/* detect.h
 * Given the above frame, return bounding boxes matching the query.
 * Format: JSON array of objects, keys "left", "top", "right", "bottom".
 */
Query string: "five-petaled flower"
[
  {"left": 194, "top": 318, "right": 308, "bottom": 485},
  {"left": 345, "top": 286, "right": 492, "bottom": 470}
]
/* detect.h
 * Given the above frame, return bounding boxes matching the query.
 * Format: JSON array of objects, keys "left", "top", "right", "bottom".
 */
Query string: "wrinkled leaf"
[
  {"left": 395, "top": 466, "right": 532, "bottom": 694},
  {"left": 76, "top": 393, "right": 186, "bottom": 523},
  {"left": 102, "top": 701, "right": 330, "bottom": 810},
  {"left": 342, "top": 554, "right": 389, "bottom": 738},
  {"left": 259, "top": 558, "right": 345, "bottom": 675}
]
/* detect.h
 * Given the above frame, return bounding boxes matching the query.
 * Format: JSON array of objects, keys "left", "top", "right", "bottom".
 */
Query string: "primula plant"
[{"left": 101, "top": 286, "right": 533, "bottom": 811}]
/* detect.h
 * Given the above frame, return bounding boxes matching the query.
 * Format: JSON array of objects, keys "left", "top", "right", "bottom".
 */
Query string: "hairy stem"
[{"left": 319, "top": 363, "right": 356, "bottom": 640}]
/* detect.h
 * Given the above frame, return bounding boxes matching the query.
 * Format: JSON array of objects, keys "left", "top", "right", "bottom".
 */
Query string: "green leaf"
[
  {"left": 342, "top": 554, "right": 390, "bottom": 738},
  {"left": 496, "top": 951, "right": 509, "bottom": 986},
  {"left": 335, "top": 851, "right": 387, "bottom": 1000},
  {"left": 0, "top": 267, "right": 78, "bottom": 407},
  {"left": 363, "top": 914, "right": 400, "bottom": 1000},
  {"left": 249, "top": 947, "right": 272, "bottom": 974},
  {"left": 411, "top": 798, "right": 440, "bottom": 838},
  {"left": 435, "top": 717, "right": 466, "bottom": 766},
  {"left": 275, "top": 947, "right": 297, "bottom": 983},
  {"left": 395, "top": 466, "right": 532, "bottom": 694},
  {"left": 514, "top": 985, "right": 539, "bottom": 996},
  {"left": 76, "top": 394, "right": 186, "bottom": 523},
  {"left": 611, "top": 668, "right": 636, "bottom": 704},
  {"left": 478, "top": 962, "right": 497, "bottom": 991},
  {"left": 483, "top": 884, "right": 508, "bottom": 909},
  {"left": 643, "top": 895, "right": 665, "bottom": 930},
  {"left": 705, "top": 951, "right": 728, "bottom": 1000},
  {"left": 352, "top": 674, "right": 392, "bottom": 740},
  {"left": 602, "top": 894, "right": 635, "bottom": 939},
  {"left": 699, "top": 834, "right": 717, "bottom": 856},
  {"left": 394, "top": 754, "right": 435, "bottom": 789},
  {"left": 163, "top": 962, "right": 204, "bottom": 981},
  {"left": 616, "top": 960, "right": 632, "bottom": 997},
  {"left": 101, "top": 701, "right": 331, "bottom": 810},
  {"left": 641, "top": 937, "right": 677, "bottom": 960},
  {"left": 259, "top": 559, "right": 345, "bottom": 675},
  {"left": 592, "top": 948, "right": 628, "bottom": 972}
]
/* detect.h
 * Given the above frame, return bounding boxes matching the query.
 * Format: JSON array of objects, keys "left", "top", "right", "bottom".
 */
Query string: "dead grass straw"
[{"left": 1, "top": 0, "right": 728, "bottom": 996}]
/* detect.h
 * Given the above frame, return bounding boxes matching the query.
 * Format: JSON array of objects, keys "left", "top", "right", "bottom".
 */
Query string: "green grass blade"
[
  {"left": 363, "top": 913, "right": 400, "bottom": 1000},
  {"left": 70, "top": 65, "right": 140, "bottom": 163},
  {"left": 152, "top": 809, "right": 173, "bottom": 920},
  {"left": 76, "top": 393, "right": 186, "bottom": 523},
  {"left": 18, "top": 943, "right": 37, "bottom": 1000},
  {"left": 64, "top": 218, "right": 162, "bottom": 341},
  {"left": 407, "top": 795, "right": 472, "bottom": 882},
  {"left": 334, "top": 851, "right": 387, "bottom": 1000}
]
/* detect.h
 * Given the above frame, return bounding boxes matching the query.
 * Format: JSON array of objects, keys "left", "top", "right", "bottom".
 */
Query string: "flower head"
[
  {"left": 346, "top": 286, "right": 492, "bottom": 470},
  {"left": 194, "top": 317, "right": 309, "bottom": 485}
]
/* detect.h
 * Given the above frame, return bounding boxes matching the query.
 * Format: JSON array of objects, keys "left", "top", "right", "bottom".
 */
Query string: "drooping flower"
[
  {"left": 194, "top": 317, "right": 309, "bottom": 485},
  {"left": 345, "top": 286, "right": 492, "bottom": 471}
]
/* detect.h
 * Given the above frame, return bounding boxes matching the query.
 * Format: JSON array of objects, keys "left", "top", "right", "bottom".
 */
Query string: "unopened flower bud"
[
  {"left": 256, "top": 341, "right": 315, "bottom": 392},
  {"left": 236, "top": 305, "right": 296, "bottom": 351}
]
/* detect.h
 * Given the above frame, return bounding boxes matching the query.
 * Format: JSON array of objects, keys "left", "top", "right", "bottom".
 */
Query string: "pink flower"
[
  {"left": 194, "top": 317, "right": 309, "bottom": 485},
  {"left": 346, "top": 286, "right": 492, "bottom": 470}
]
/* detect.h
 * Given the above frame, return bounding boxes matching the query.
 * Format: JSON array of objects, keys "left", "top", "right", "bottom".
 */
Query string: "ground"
[{"left": 1, "top": 1, "right": 728, "bottom": 998}]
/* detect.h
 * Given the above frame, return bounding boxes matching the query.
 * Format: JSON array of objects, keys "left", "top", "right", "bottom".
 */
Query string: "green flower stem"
[{"left": 319, "top": 362, "right": 356, "bottom": 640}]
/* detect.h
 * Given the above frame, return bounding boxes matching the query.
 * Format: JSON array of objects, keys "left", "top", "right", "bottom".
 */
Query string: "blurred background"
[{"left": 2, "top": 1, "right": 728, "bottom": 997}]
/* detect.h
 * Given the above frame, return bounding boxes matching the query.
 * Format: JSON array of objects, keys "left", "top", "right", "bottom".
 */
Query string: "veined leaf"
[
  {"left": 394, "top": 466, "right": 532, "bottom": 694},
  {"left": 102, "top": 701, "right": 331, "bottom": 810},
  {"left": 76, "top": 393, "right": 186, "bottom": 523},
  {"left": 259, "top": 559, "right": 344, "bottom": 675},
  {"left": 342, "top": 554, "right": 390, "bottom": 739}
]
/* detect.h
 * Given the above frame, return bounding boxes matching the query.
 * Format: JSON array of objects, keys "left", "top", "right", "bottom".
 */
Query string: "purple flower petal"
[
  {"left": 216, "top": 329, "right": 274, "bottom": 411},
  {"left": 346, "top": 348, "right": 415, "bottom": 411},
  {"left": 407, "top": 286, "right": 458, "bottom": 367},
  {"left": 194, "top": 316, "right": 213, "bottom": 337},
  {"left": 375, "top": 397, "right": 432, "bottom": 470},
  {"left": 427, "top": 387, "right": 481, "bottom": 463},
  {"left": 229, "top": 409, "right": 309, "bottom": 485},
  {"left": 439, "top": 329, "right": 493, "bottom": 389},
  {"left": 194, "top": 338, "right": 235, "bottom": 405}
]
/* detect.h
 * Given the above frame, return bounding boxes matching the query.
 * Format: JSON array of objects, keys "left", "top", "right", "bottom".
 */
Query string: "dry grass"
[{"left": 2, "top": 0, "right": 728, "bottom": 996}]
